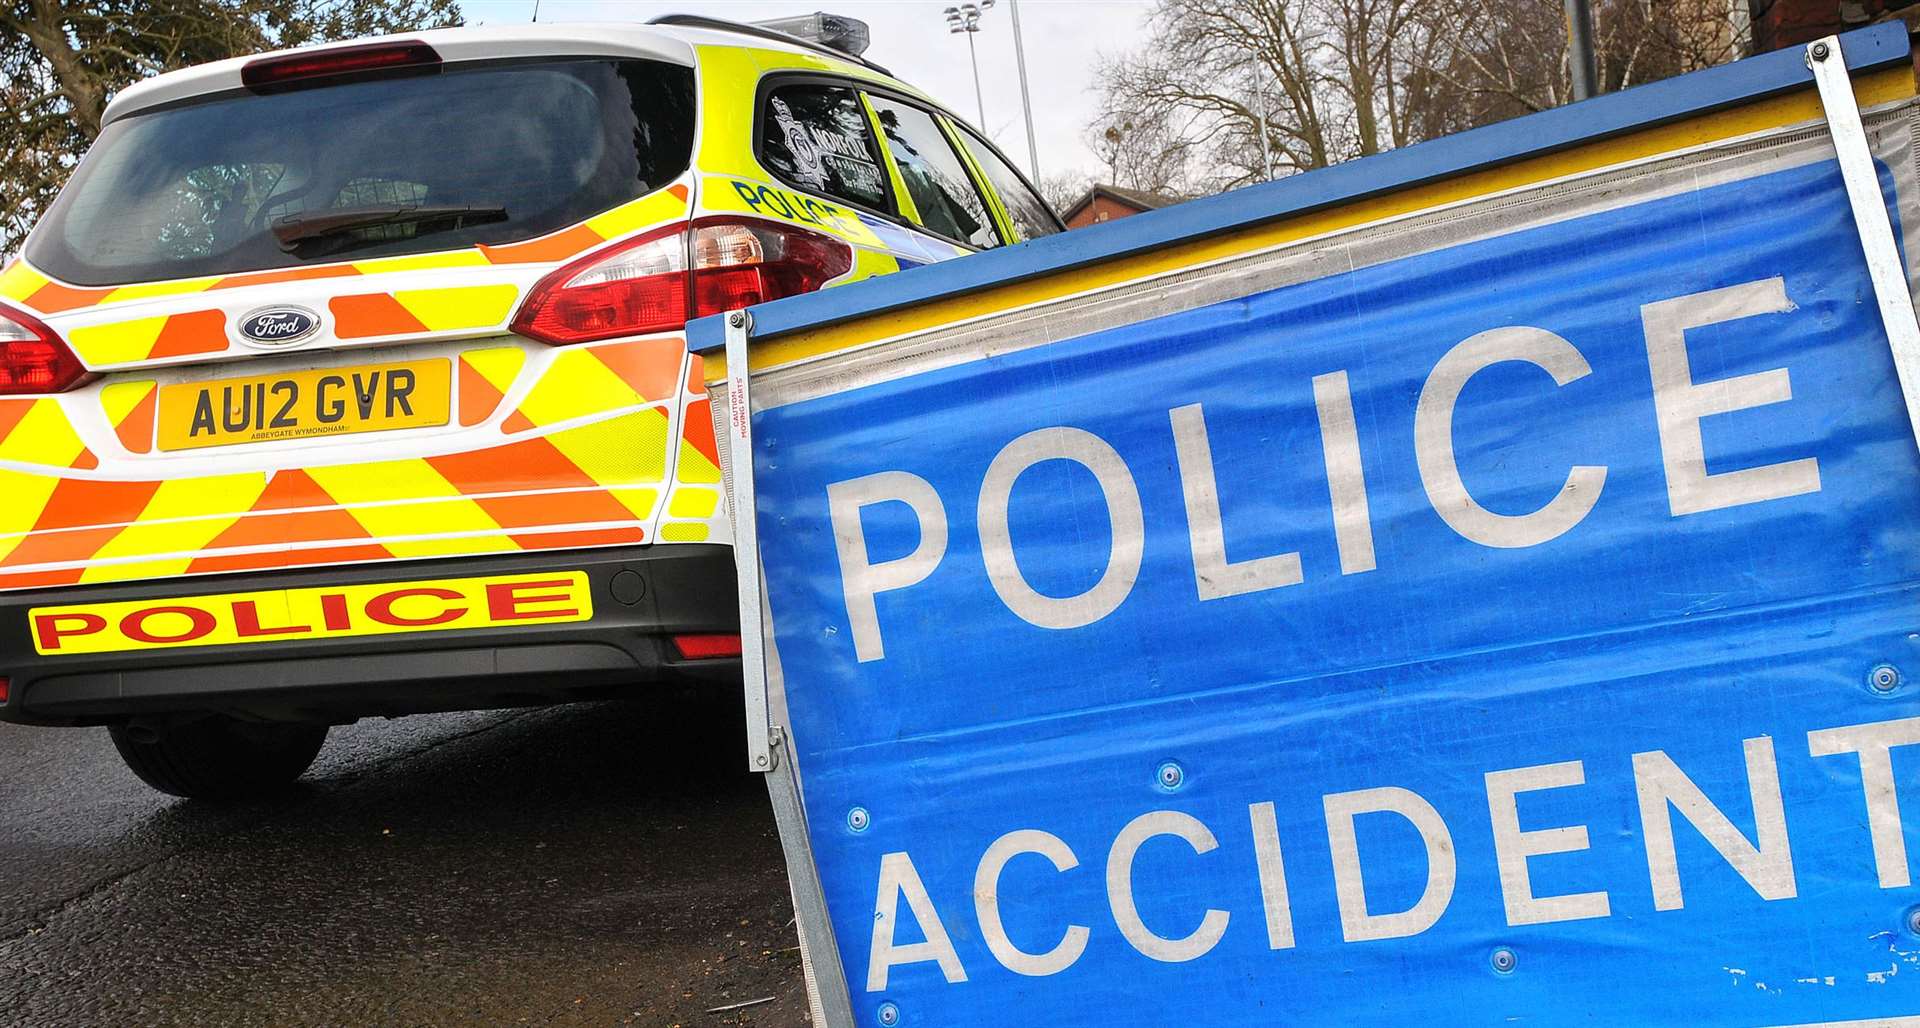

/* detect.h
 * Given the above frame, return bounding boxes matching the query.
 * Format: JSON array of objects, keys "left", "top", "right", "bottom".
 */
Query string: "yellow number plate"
[{"left": 157, "top": 359, "right": 450, "bottom": 451}]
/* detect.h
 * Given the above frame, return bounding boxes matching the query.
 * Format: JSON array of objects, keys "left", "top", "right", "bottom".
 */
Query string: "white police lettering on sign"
[{"left": 827, "top": 278, "right": 1815, "bottom": 660}]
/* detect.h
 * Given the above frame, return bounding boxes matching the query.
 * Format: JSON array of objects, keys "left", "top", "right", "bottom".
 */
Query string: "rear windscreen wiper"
[{"left": 272, "top": 204, "right": 508, "bottom": 252}]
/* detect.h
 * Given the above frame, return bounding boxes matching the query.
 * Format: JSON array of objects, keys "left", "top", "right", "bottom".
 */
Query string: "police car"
[{"left": 0, "top": 14, "right": 1062, "bottom": 798}]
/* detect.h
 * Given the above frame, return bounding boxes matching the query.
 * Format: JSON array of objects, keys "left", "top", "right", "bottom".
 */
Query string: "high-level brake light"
[
  {"left": 242, "top": 40, "right": 442, "bottom": 93},
  {"left": 0, "top": 303, "right": 91, "bottom": 395},
  {"left": 510, "top": 217, "right": 853, "bottom": 346}
]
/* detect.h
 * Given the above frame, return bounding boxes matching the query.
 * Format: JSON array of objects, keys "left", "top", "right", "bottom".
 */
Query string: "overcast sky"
[{"left": 456, "top": 0, "right": 1154, "bottom": 182}]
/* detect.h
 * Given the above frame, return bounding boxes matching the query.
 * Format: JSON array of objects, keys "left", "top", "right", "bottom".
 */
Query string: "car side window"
[
  {"left": 954, "top": 126, "right": 1062, "bottom": 244},
  {"left": 759, "top": 83, "right": 890, "bottom": 211},
  {"left": 864, "top": 95, "right": 1000, "bottom": 250}
]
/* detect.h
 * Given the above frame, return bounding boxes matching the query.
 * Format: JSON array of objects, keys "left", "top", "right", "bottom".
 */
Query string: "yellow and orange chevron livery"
[
  {"left": 504, "top": 338, "right": 686, "bottom": 435},
  {"left": 659, "top": 356, "right": 726, "bottom": 544},
  {"left": 457, "top": 348, "right": 526, "bottom": 427},
  {"left": 0, "top": 173, "right": 734, "bottom": 593},
  {"left": 0, "top": 334, "right": 699, "bottom": 591},
  {"left": 330, "top": 285, "right": 520, "bottom": 340},
  {"left": 65, "top": 310, "right": 227, "bottom": 366},
  {"left": 0, "top": 398, "right": 98, "bottom": 471},
  {"left": 99, "top": 381, "right": 157, "bottom": 454}
]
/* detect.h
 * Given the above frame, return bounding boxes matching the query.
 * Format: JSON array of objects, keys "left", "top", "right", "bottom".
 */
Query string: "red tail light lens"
[
  {"left": 511, "top": 223, "right": 689, "bottom": 345},
  {"left": 688, "top": 218, "right": 854, "bottom": 318},
  {"left": 243, "top": 40, "right": 441, "bottom": 93},
  {"left": 0, "top": 676, "right": 10, "bottom": 705},
  {"left": 672, "top": 633, "right": 744, "bottom": 660},
  {"left": 0, "top": 303, "right": 91, "bottom": 395},
  {"left": 510, "top": 216, "right": 854, "bottom": 346}
]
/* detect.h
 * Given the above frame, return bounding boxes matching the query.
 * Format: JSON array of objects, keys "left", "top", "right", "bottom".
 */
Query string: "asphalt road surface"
[{"left": 0, "top": 692, "right": 809, "bottom": 1027}]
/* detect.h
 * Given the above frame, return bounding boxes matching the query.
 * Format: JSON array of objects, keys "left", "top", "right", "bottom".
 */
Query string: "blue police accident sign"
[{"left": 749, "top": 154, "right": 1920, "bottom": 1024}]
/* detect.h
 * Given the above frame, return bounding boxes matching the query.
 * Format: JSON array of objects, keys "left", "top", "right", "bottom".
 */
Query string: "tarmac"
[{"left": 0, "top": 692, "right": 807, "bottom": 1026}]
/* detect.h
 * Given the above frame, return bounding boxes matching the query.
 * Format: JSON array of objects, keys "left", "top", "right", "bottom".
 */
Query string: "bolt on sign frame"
[{"left": 698, "top": 25, "right": 1920, "bottom": 1027}]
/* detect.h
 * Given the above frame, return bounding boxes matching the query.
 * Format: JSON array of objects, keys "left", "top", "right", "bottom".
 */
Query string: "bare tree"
[
  {"left": 1039, "top": 170, "right": 1093, "bottom": 217},
  {"left": 1093, "top": 0, "right": 1438, "bottom": 194},
  {"left": 1089, "top": 118, "right": 1195, "bottom": 195},
  {"left": 1095, "top": 0, "right": 1749, "bottom": 197},
  {"left": 1419, "top": 0, "right": 1746, "bottom": 126},
  {"left": 1, "top": 0, "right": 461, "bottom": 259}
]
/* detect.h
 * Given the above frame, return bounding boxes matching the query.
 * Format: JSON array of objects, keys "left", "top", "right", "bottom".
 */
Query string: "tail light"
[
  {"left": 243, "top": 40, "right": 441, "bottom": 93},
  {"left": 0, "top": 302, "right": 91, "bottom": 395},
  {"left": 512, "top": 224, "right": 690, "bottom": 345},
  {"left": 687, "top": 218, "right": 854, "bottom": 317},
  {"left": 510, "top": 216, "right": 853, "bottom": 346},
  {"left": 0, "top": 676, "right": 10, "bottom": 705},
  {"left": 672, "top": 633, "right": 744, "bottom": 660}
]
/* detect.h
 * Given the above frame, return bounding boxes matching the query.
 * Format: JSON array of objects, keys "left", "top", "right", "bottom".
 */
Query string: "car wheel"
[{"left": 108, "top": 716, "right": 328, "bottom": 800}]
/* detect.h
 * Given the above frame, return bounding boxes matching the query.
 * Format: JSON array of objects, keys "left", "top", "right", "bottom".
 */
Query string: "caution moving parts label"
[{"left": 30, "top": 572, "right": 591, "bottom": 655}]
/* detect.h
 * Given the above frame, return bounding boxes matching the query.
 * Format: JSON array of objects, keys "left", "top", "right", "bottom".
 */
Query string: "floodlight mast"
[
  {"left": 1007, "top": 0, "right": 1041, "bottom": 181},
  {"left": 944, "top": 2, "right": 991, "bottom": 129},
  {"left": 943, "top": 0, "right": 1042, "bottom": 182},
  {"left": 1565, "top": 0, "right": 1599, "bottom": 100}
]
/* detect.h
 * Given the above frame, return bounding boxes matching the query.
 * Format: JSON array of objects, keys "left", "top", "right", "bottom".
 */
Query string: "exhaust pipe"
[{"left": 121, "top": 721, "right": 164, "bottom": 745}]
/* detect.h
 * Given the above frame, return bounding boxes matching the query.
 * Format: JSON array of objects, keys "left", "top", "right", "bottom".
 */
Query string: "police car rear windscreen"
[{"left": 26, "top": 57, "right": 695, "bottom": 286}]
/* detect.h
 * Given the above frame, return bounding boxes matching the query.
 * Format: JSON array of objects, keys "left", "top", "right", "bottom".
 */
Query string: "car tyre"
[{"left": 109, "top": 716, "right": 328, "bottom": 800}]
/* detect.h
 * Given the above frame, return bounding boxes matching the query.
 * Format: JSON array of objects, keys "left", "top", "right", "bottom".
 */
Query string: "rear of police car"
[{"left": 0, "top": 26, "right": 832, "bottom": 797}]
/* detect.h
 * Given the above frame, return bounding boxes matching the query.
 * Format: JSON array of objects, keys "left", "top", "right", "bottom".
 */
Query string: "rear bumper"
[{"left": 0, "top": 545, "right": 739, "bottom": 727}]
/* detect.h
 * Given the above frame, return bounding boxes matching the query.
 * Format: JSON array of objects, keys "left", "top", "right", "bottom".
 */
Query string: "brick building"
[
  {"left": 1061, "top": 184, "right": 1181, "bottom": 229},
  {"left": 1750, "top": 0, "right": 1920, "bottom": 51}
]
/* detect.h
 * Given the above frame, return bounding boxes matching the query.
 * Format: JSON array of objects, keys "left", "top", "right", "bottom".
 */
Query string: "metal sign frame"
[
  {"left": 724, "top": 309, "right": 858, "bottom": 1027},
  {"left": 1808, "top": 34, "right": 1920, "bottom": 452}
]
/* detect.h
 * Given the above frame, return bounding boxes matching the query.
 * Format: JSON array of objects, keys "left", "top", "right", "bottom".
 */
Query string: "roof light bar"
[
  {"left": 751, "top": 12, "right": 872, "bottom": 57},
  {"left": 648, "top": 14, "right": 891, "bottom": 75},
  {"left": 243, "top": 40, "right": 441, "bottom": 93}
]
